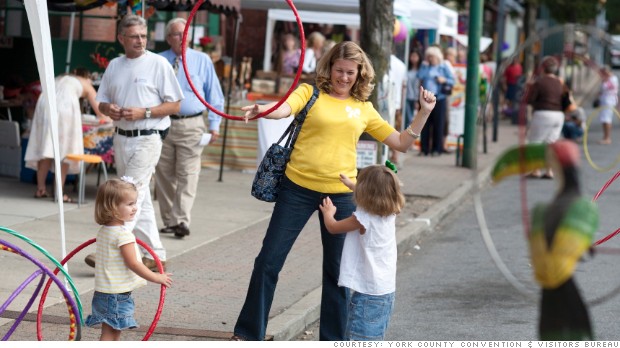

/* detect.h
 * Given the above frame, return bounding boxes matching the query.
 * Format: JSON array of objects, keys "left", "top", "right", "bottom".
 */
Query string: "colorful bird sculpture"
[{"left": 492, "top": 140, "right": 598, "bottom": 340}]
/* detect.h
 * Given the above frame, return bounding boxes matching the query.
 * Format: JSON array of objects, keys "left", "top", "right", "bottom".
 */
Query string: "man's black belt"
[
  {"left": 116, "top": 127, "right": 168, "bottom": 138},
  {"left": 170, "top": 112, "right": 203, "bottom": 120}
]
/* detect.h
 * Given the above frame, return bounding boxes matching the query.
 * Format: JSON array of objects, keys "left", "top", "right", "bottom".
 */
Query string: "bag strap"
[{"left": 276, "top": 85, "right": 320, "bottom": 148}]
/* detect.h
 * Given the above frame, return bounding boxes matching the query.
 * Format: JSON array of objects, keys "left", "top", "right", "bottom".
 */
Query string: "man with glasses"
[
  {"left": 155, "top": 18, "right": 224, "bottom": 239},
  {"left": 87, "top": 14, "right": 184, "bottom": 271}
]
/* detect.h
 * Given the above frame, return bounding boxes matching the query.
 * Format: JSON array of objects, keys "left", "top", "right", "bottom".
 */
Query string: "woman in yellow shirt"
[{"left": 232, "top": 41, "right": 436, "bottom": 341}]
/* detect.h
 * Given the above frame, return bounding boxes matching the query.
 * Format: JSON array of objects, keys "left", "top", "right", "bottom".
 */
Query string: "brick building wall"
[
  {"left": 234, "top": 9, "right": 267, "bottom": 75},
  {"left": 59, "top": 5, "right": 117, "bottom": 42}
]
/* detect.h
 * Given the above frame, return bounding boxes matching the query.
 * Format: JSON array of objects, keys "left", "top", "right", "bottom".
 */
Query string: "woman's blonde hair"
[
  {"left": 306, "top": 31, "right": 325, "bottom": 48},
  {"left": 425, "top": 46, "right": 444, "bottom": 63},
  {"left": 94, "top": 179, "right": 137, "bottom": 225},
  {"left": 315, "top": 41, "right": 375, "bottom": 101},
  {"left": 354, "top": 165, "right": 405, "bottom": 217}
]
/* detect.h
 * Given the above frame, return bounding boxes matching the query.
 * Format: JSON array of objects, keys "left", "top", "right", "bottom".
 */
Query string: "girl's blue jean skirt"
[
  {"left": 345, "top": 290, "right": 395, "bottom": 341},
  {"left": 85, "top": 291, "right": 138, "bottom": 330}
]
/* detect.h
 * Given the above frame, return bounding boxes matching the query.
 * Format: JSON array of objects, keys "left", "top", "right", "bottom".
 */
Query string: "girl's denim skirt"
[
  {"left": 85, "top": 291, "right": 138, "bottom": 330},
  {"left": 345, "top": 290, "right": 395, "bottom": 341}
]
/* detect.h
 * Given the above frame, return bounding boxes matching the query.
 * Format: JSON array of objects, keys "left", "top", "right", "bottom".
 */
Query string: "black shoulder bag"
[{"left": 251, "top": 85, "right": 319, "bottom": 202}]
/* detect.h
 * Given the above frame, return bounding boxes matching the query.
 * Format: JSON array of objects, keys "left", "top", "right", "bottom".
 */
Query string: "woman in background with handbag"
[
  {"left": 525, "top": 56, "right": 565, "bottom": 179},
  {"left": 231, "top": 41, "right": 437, "bottom": 341},
  {"left": 417, "top": 46, "right": 455, "bottom": 157}
]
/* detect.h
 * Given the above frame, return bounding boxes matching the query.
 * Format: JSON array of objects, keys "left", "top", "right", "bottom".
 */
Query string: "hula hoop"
[
  {"left": 591, "top": 170, "right": 620, "bottom": 246},
  {"left": 0, "top": 226, "right": 83, "bottom": 321},
  {"left": 2, "top": 269, "right": 46, "bottom": 341},
  {"left": 37, "top": 238, "right": 166, "bottom": 341},
  {"left": 182, "top": 0, "right": 306, "bottom": 121},
  {"left": 473, "top": 24, "right": 620, "bottom": 305},
  {"left": 582, "top": 105, "right": 620, "bottom": 172},
  {"left": 0, "top": 240, "right": 81, "bottom": 341}
]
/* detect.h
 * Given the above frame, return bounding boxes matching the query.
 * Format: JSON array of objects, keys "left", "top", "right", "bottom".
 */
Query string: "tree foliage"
[
  {"left": 359, "top": 0, "right": 392, "bottom": 110},
  {"left": 439, "top": 0, "right": 598, "bottom": 24},
  {"left": 538, "top": 0, "right": 599, "bottom": 24},
  {"left": 606, "top": 0, "right": 620, "bottom": 34}
]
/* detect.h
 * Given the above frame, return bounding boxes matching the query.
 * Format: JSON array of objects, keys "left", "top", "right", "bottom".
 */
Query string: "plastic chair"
[{"left": 65, "top": 154, "right": 108, "bottom": 207}]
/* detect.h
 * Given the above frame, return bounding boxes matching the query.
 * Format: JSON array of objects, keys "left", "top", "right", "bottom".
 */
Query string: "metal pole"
[
  {"left": 65, "top": 12, "right": 76, "bottom": 73},
  {"left": 492, "top": 0, "right": 505, "bottom": 142},
  {"left": 190, "top": 14, "right": 196, "bottom": 49},
  {"left": 462, "top": 0, "right": 483, "bottom": 169},
  {"left": 218, "top": 14, "right": 242, "bottom": 182}
]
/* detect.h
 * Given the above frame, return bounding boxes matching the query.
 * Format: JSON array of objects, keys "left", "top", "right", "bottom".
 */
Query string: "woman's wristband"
[{"left": 405, "top": 125, "right": 420, "bottom": 139}]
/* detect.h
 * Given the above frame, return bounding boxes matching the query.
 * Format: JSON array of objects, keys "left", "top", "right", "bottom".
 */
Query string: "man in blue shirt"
[{"left": 156, "top": 17, "right": 224, "bottom": 238}]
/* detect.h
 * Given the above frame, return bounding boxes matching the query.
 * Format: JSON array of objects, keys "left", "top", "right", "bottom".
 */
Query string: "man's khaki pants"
[{"left": 155, "top": 116, "right": 206, "bottom": 229}]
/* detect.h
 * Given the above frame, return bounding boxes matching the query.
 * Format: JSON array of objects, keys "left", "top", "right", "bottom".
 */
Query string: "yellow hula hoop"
[{"left": 583, "top": 105, "right": 620, "bottom": 172}]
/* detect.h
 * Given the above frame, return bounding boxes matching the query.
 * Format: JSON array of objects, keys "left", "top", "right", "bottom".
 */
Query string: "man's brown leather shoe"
[{"left": 142, "top": 257, "right": 166, "bottom": 272}]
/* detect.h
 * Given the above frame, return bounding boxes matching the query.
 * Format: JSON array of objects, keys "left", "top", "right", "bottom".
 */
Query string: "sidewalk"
[{"left": 0, "top": 119, "right": 519, "bottom": 341}]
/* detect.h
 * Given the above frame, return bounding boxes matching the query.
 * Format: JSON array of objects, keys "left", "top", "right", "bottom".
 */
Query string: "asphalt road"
[{"left": 387, "top": 124, "right": 620, "bottom": 341}]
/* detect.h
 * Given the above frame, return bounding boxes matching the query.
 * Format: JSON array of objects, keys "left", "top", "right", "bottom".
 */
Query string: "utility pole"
[{"left": 462, "top": 0, "right": 483, "bottom": 168}]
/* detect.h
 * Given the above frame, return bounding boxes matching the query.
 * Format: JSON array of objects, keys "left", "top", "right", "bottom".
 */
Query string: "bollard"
[{"left": 456, "top": 135, "right": 464, "bottom": 166}]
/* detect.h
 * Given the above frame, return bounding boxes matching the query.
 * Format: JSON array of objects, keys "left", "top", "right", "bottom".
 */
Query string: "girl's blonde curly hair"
[
  {"left": 315, "top": 41, "right": 375, "bottom": 102},
  {"left": 94, "top": 178, "right": 137, "bottom": 225}
]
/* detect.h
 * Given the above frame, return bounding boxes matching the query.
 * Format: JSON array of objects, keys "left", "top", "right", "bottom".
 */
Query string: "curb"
[{"left": 266, "top": 162, "right": 496, "bottom": 341}]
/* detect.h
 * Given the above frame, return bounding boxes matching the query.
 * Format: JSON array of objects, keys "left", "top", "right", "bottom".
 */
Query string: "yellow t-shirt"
[
  {"left": 94, "top": 225, "right": 147, "bottom": 294},
  {"left": 285, "top": 83, "right": 395, "bottom": 193}
]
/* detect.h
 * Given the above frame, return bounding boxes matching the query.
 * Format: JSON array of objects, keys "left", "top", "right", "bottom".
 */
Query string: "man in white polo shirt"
[{"left": 86, "top": 14, "right": 184, "bottom": 271}]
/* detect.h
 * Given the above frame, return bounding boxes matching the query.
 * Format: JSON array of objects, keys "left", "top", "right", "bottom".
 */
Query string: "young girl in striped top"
[{"left": 85, "top": 177, "right": 173, "bottom": 341}]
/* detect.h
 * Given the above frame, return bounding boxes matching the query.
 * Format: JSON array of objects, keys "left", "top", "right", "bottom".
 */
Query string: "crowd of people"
[
  {"left": 274, "top": 24, "right": 351, "bottom": 77},
  {"left": 10, "top": 12, "right": 620, "bottom": 342}
]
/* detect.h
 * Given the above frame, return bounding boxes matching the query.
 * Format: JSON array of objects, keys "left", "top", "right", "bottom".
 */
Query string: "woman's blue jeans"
[{"left": 234, "top": 176, "right": 355, "bottom": 341}]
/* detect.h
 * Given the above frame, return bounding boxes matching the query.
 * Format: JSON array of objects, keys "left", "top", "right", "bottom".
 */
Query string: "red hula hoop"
[
  {"left": 182, "top": 0, "right": 306, "bottom": 121},
  {"left": 37, "top": 238, "right": 166, "bottom": 341},
  {"left": 592, "top": 170, "right": 620, "bottom": 246}
]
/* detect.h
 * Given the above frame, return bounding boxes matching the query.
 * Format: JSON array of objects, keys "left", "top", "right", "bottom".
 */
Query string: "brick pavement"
[{"left": 0, "top": 118, "right": 519, "bottom": 341}]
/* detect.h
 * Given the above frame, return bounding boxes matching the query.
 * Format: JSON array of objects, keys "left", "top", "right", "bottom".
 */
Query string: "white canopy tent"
[
  {"left": 23, "top": 0, "right": 69, "bottom": 267},
  {"left": 455, "top": 34, "right": 494, "bottom": 53},
  {"left": 408, "top": 0, "right": 458, "bottom": 38},
  {"left": 260, "top": 0, "right": 458, "bottom": 71},
  {"left": 242, "top": 0, "right": 411, "bottom": 16},
  {"left": 262, "top": 9, "right": 362, "bottom": 71}
]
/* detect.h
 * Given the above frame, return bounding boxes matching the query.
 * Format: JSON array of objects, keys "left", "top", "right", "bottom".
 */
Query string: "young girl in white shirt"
[
  {"left": 85, "top": 178, "right": 173, "bottom": 341},
  {"left": 319, "top": 165, "right": 405, "bottom": 341}
]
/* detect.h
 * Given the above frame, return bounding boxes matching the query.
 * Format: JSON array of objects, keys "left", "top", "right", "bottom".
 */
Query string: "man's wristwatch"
[{"left": 145, "top": 107, "right": 152, "bottom": 119}]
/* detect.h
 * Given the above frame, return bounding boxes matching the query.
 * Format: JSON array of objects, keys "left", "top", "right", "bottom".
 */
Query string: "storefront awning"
[
  {"left": 198, "top": 0, "right": 240, "bottom": 15},
  {"left": 151, "top": 0, "right": 240, "bottom": 16},
  {"left": 42, "top": 0, "right": 241, "bottom": 16}
]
